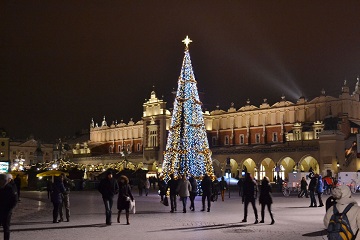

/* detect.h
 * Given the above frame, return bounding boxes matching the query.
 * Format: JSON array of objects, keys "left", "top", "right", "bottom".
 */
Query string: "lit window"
[
  {"left": 259, "top": 164, "right": 266, "bottom": 180},
  {"left": 315, "top": 129, "right": 322, "bottom": 139}
]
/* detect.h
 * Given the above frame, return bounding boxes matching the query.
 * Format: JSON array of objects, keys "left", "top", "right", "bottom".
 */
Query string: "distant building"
[
  {"left": 10, "top": 137, "right": 53, "bottom": 170},
  {"left": 71, "top": 77, "right": 360, "bottom": 180}
]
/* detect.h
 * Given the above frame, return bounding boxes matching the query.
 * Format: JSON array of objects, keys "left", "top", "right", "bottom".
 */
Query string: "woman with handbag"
[{"left": 117, "top": 175, "right": 134, "bottom": 225}]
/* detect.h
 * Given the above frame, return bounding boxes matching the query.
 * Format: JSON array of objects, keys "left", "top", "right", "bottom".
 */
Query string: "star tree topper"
[{"left": 182, "top": 35, "right": 192, "bottom": 50}]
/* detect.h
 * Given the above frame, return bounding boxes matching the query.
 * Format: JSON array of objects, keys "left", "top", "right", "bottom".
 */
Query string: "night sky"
[{"left": 2, "top": 1, "right": 360, "bottom": 142}]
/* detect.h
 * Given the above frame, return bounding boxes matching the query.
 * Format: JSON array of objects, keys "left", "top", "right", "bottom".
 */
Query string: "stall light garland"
[{"left": 162, "top": 36, "right": 214, "bottom": 184}]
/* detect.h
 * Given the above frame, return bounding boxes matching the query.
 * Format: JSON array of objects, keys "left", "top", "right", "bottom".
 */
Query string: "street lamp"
[{"left": 121, "top": 149, "right": 131, "bottom": 169}]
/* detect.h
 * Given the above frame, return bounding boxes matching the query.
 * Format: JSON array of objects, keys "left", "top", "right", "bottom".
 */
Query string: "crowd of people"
[{"left": 4, "top": 168, "right": 360, "bottom": 240}]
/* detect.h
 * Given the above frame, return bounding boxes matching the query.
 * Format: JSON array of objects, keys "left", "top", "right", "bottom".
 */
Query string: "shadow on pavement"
[
  {"left": 148, "top": 222, "right": 256, "bottom": 233},
  {"left": 284, "top": 206, "right": 316, "bottom": 209},
  {"left": 9, "top": 223, "right": 108, "bottom": 232},
  {"left": 302, "top": 229, "right": 327, "bottom": 237}
]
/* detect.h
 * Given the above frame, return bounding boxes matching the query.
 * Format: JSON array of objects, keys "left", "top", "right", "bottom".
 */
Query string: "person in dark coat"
[
  {"left": 98, "top": 170, "right": 119, "bottom": 225},
  {"left": 298, "top": 177, "right": 308, "bottom": 198},
  {"left": 259, "top": 176, "right": 275, "bottom": 224},
  {"left": 14, "top": 174, "right": 21, "bottom": 201},
  {"left": 0, "top": 174, "right": 17, "bottom": 240},
  {"left": 51, "top": 176, "right": 66, "bottom": 223},
  {"left": 242, "top": 172, "right": 259, "bottom": 224},
  {"left": 166, "top": 174, "right": 179, "bottom": 213},
  {"left": 212, "top": 178, "right": 219, "bottom": 201},
  {"left": 189, "top": 176, "right": 197, "bottom": 211},
  {"left": 59, "top": 173, "right": 73, "bottom": 222},
  {"left": 219, "top": 176, "right": 228, "bottom": 201},
  {"left": 47, "top": 179, "right": 52, "bottom": 199},
  {"left": 308, "top": 171, "right": 318, "bottom": 207},
  {"left": 117, "top": 175, "right": 134, "bottom": 225},
  {"left": 201, "top": 174, "right": 212, "bottom": 212},
  {"left": 158, "top": 176, "right": 167, "bottom": 202}
]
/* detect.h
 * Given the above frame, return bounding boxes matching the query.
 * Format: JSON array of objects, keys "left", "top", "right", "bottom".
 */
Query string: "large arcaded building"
[{"left": 72, "top": 78, "right": 360, "bottom": 181}]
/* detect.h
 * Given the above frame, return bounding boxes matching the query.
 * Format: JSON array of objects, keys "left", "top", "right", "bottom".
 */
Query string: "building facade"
[
  {"left": 10, "top": 138, "right": 54, "bottom": 170},
  {"left": 74, "top": 78, "right": 360, "bottom": 180}
]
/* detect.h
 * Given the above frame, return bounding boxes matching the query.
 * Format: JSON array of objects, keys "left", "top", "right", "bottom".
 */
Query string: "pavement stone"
[{"left": 3, "top": 189, "right": 344, "bottom": 240}]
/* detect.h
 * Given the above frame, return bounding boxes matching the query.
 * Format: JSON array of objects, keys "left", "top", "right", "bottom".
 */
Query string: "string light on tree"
[{"left": 162, "top": 36, "right": 214, "bottom": 183}]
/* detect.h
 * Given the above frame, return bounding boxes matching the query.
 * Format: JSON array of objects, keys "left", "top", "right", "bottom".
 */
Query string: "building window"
[
  {"left": 109, "top": 146, "right": 114, "bottom": 153},
  {"left": 137, "top": 143, "right": 141, "bottom": 151},
  {"left": 272, "top": 132, "right": 278, "bottom": 142},
  {"left": 295, "top": 131, "right": 301, "bottom": 141},
  {"left": 274, "top": 164, "right": 285, "bottom": 181},
  {"left": 225, "top": 136, "right": 229, "bottom": 145},
  {"left": 118, "top": 145, "right": 122, "bottom": 153},
  {"left": 212, "top": 137, "right": 217, "bottom": 146},
  {"left": 315, "top": 129, "right": 322, "bottom": 139},
  {"left": 255, "top": 133, "right": 260, "bottom": 144},
  {"left": 259, "top": 164, "right": 266, "bottom": 180},
  {"left": 239, "top": 134, "right": 245, "bottom": 145},
  {"left": 127, "top": 144, "right": 130, "bottom": 152},
  {"left": 149, "top": 130, "right": 158, "bottom": 147}
]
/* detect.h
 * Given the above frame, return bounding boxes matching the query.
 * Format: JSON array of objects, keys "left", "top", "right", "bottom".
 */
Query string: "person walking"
[
  {"left": 0, "top": 174, "right": 17, "bottom": 240},
  {"left": 298, "top": 177, "right": 308, "bottom": 198},
  {"left": 138, "top": 179, "right": 144, "bottom": 196},
  {"left": 14, "top": 174, "right": 21, "bottom": 202},
  {"left": 201, "top": 174, "right": 212, "bottom": 212},
  {"left": 59, "top": 173, "right": 73, "bottom": 222},
  {"left": 189, "top": 176, "right": 197, "bottom": 211},
  {"left": 177, "top": 174, "right": 191, "bottom": 213},
  {"left": 259, "top": 176, "right": 275, "bottom": 224},
  {"left": 317, "top": 175, "right": 324, "bottom": 207},
  {"left": 308, "top": 171, "right": 318, "bottom": 207},
  {"left": 324, "top": 185, "right": 360, "bottom": 238},
  {"left": 212, "top": 178, "right": 219, "bottom": 201},
  {"left": 219, "top": 176, "right": 228, "bottom": 201},
  {"left": 6, "top": 174, "right": 17, "bottom": 198},
  {"left": 237, "top": 178, "right": 243, "bottom": 197},
  {"left": 98, "top": 170, "right": 119, "bottom": 225},
  {"left": 51, "top": 176, "right": 66, "bottom": 223},
  {"left": 167, "top": 174, "right": 178, "bottom": 213},
  {"left": 117, "top": 175, "right": 134, "bottom": 225},
  {"left": 158, "top": 176, "right": 167, "bottom": 202},
  {"left": 242, "top": 172, "right": 259, "bottom": 224},
  {"left": 47, "top": 179, "right": 52, "bottom": 199},
  {"left": 144, "top": 178, "right": 150, "bottom": 196}
]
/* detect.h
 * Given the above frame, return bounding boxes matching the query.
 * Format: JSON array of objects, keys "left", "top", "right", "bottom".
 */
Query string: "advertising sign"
[{"left": 0, "top": 161, "right": 9, "bottom": 173}]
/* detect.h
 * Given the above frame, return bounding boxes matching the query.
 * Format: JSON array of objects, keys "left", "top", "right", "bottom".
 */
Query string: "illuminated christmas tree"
[{"left": 162, "top": 36, "right": 214, "bottom": 183}]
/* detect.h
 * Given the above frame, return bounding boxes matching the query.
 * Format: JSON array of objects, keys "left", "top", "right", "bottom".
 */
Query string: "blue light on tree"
[{"left": 162, "top": 36, "right": 214, "bottom": 183}]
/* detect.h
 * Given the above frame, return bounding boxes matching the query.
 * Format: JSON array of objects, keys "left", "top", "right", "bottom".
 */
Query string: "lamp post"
[{"left": 121, "top": 149, "right": 131, "bottom": 169}]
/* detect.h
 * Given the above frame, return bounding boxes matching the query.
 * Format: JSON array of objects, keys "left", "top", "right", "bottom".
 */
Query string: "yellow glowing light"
[{"left": 182, "top": 35, "right": 192, "bottom": 48}]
